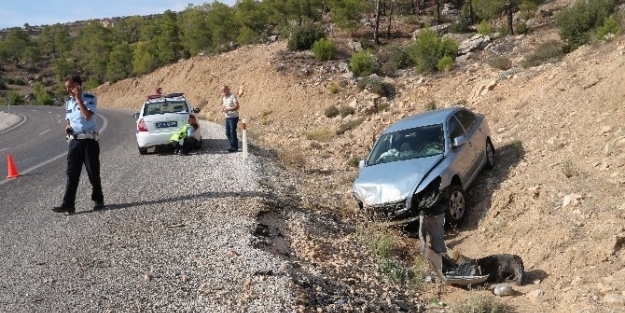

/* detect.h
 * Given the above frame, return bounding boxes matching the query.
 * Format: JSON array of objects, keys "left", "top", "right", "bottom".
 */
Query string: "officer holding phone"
[{"left": 52, "top": 75, "right": 104, "bottom": 214}]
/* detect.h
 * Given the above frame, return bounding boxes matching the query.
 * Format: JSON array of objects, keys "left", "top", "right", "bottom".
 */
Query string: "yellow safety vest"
[{"left": 170, "top": 124, "right": 191, "bottom": 142}]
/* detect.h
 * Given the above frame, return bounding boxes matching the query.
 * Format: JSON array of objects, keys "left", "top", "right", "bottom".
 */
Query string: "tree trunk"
[
  {"left": 436, "top": 0, "right": 441, "bottom": 25},
  {"left": 469, "top": 0, "right": 474, "bottom": 24},
  {"left": 507, "top": 3, "right": 514, "bottom": 35},
  {"left": 374, "top": 0, "right": 381, "bottom": 44},
  {"left": 387, "top": 0, "right": 394, "bottom": 38}
]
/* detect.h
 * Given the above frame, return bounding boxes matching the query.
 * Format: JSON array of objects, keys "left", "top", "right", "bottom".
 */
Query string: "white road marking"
[
  {"left": 38, "top": 129, "right": 51, "bottom": 136},
  {"left": 0, "top": 113, "right": 27, "bottom": 135}
]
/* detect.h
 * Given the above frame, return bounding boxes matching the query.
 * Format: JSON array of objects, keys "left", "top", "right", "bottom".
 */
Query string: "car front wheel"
[
  {"left": 445, "top": 184, "right": 467, "bottom": 226},
  {"left": 139, "top": 147, "right": 148, "bottom": 155}
]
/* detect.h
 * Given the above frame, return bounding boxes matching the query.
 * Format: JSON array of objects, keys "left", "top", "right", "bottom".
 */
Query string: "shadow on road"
[{"left": 72, "top": 190, "right": 269, "bottom": 215}]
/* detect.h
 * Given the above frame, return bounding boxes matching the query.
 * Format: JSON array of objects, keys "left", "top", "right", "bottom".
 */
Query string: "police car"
[{"left": 133, "top": 92, "right": 201, "bottom": 155}]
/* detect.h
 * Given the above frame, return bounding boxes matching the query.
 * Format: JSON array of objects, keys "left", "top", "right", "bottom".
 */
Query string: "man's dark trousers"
[
  {"left": 225, "top": 117, "right": 239, "bottom": 150},
  {"left": 62, "top": 138, "right": 103, "bottom": 208}
]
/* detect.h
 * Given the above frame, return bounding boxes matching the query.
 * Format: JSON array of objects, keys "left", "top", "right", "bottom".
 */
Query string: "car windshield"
[
  {"left": 367, "top": 124, "right": 444, "bottom": 165},
  {"left": 143, "top": 100, "right": 189, "bottom": 116}
]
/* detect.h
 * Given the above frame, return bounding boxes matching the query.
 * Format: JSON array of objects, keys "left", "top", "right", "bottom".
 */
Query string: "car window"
[
  {"left": 368, "top": 124, "right": 444, "bottom": 165},
  {"left": 448, "top": 117, "right": 465, "bottom": 141},
  {"left": 454, "top": 110, "right": 477, "bottom": 133},
  {"left": 143, "top": 100, "right": 189, "bottom": 116}
]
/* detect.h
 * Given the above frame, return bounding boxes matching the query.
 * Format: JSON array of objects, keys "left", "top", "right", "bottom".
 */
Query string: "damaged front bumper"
[{"left": 356, "top": 183, "right": 447, "bottom": 226}]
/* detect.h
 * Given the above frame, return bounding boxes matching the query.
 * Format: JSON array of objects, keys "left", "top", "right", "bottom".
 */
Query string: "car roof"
[
  {"left": 144, "top": 93, "right": 187, "bottom": 104},
  {"left": 383, "top": 107, "right": 460, "bottom": 134}
]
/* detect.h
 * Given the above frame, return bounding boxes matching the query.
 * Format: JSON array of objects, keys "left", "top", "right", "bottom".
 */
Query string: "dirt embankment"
[{"left": 95, "top": 17, "right": 625, "bottom": 313}]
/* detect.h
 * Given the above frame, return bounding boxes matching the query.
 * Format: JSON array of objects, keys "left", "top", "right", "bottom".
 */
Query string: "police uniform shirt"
[{"left": 66, "top": 92, "right": 98, "bottom": 133}]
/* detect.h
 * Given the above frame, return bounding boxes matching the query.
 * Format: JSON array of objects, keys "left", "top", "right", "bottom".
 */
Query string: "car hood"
[{"left": 352, "top": 155, "right": 443, "bottom": 206}]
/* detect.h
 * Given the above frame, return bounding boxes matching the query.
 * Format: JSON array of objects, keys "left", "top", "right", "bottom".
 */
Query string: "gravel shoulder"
[{"left": 0, "top": 119, "right": 292, "bottom": 312}]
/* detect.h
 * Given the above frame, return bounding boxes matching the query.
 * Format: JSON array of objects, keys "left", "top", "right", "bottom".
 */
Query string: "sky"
[{"left": 0, "top": 0, "right": 237, "bottom": 29}]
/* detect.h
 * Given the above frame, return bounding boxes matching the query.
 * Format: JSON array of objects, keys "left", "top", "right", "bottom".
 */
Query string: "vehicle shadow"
[
  {"left": 152, "top": 138, "right": 235, "bottom": 156},
  {"left": 455, "top": 140, "right": 525, "bottom": 233}
]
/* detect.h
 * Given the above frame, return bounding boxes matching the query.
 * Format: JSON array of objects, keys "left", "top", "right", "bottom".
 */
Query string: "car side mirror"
[
  {"left": 453, "top": 136, "right": 467, "bottom": 148},
  {"left": 133, "top": 112, "right": 140, "bottom": 119},
  {"left": 193, "top": 108, "right": 201, "bottom": 113},
  {"left": 358, "top": 159, "right": 366, "bottom": 170}
]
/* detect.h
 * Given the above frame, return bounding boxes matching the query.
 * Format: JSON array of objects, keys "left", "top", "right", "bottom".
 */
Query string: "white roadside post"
[{"left": 242, "top": 118, "right": 248, "bottom": 159}]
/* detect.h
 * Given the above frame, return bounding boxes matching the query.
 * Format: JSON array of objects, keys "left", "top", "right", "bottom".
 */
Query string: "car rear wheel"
[
  {"left": 139, "top": 147, "right": 148, "bottom": 155},
  {"left": 445, "top": 184, "right": 467, "bottom": 226},
  {"left": 485, "top": 139, "right": 495, "bottom": 169}
]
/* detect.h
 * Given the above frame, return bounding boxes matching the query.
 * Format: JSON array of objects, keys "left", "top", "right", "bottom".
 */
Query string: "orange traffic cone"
[{"left": 7, "top": 154, "right": 19, "bottom": 178}]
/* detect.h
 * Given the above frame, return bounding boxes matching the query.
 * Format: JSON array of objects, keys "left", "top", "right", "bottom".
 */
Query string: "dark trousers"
[
  {"left": 62, "top": 139, "right": 103, "bottom": 208},
  {"left": 172, "top": 137, "right": 199, "bottom": 154},
  {"left": 225, "top": 117, "right": 239, "bottom": 150}
]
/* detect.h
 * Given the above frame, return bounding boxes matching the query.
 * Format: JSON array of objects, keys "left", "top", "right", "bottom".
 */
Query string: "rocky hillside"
[{"left": 94, "top": 2, "right": 625, "bottom": 312}]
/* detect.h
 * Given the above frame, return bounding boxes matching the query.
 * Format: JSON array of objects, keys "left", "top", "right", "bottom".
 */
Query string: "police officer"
[
  {"left": 52, "top": 75, "right": 104, "bottom": 215},
  {"left": 170, "top": 115, "right": 200, "bottom": 155}
]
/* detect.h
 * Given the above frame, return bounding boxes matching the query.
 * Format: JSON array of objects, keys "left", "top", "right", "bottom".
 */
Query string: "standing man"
[
  {"left": 221, "top": 84, "right": 240, "bottom": 153},
  {"left": 52, "top": 75, "right": 104, "bottom": 215}
]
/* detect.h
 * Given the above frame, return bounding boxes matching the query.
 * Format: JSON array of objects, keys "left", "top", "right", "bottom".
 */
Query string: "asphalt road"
[{"left": 0, "top": 106, "right": 125, "bottom": 186}]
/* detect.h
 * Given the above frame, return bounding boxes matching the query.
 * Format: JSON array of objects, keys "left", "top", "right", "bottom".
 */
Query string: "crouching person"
[{"left": 170, "top": 115, "right": 200, "bottom": 155}]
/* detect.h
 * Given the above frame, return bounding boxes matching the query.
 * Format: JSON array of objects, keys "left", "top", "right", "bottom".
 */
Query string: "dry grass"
[
  {"left": 278, "top": 148, "right": 307, "bottom": 169},
  {"left": 451, "top": 294, "right": 505, "bottom": 313},
  {"left": 304, "top": 128, "right": 336, "bottom": 141}
]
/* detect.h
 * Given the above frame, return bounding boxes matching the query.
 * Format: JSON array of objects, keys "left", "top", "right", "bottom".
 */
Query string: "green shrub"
[
  {"left": 32, "top": 82, "right": 53, "bottom": 105},
  {"left": 348, "top": 157, "right": 360, "bottom": 168},
  {"left": 357, "top": 76, "right": 394, "bottom": 98},
  {"left": 260, "top": 111, "right": 271, "bottom": 125},
  {"left": 477, "top": 20, "right": 492, "bottom": 36},
  {"left": 597, "top": 16, "right": 620, "bottom": 40},
  {"left": 449, "top": 14, "right": 471, "bottom": 33},
  {"left": 312, "top": 38, "right": 336, "bottom": 60},
  {"left": 437, "top": 55, "right": 454, "bottom": 72},
  {"left": 378, "top": 259, "right": 409, "bottom": 283},
  {"left": 488, "top": 57, "right": 512, "bottom": 70},
  {"left": 557, "top": 0, "right": 617, "bottom": 51},
  {"left": 324, "top": 104, "right": 340, "bottom": 118},
  {"left": 350, "top": 49, "right": 378, "bottom": 76},
  {"left": 85, "top": 77, "right": 100, "bottom": 91},
  {"left": 339, "top": 105, "right": 355, "bottom": 117},
  {"left": 288, "top": 23, "right": 326, "bottom": 51},
  {"left": 515, "top": 22, "right": 531, "bottom": 35},
  {"left": 237, "top": 26, "right": 259, "bottom": 46},
  {"left": 377, "top": 43, "right": 414, "bottom": 76},
  {"left": 13, "top": 78, "right": 27, "bottom": 85},
  {"left": 7, "top": 90, "right": 24, "bottom": 105},
  {"left": 336, "top": 117, "right": 364, "bottom": 135},
  {"left": 521, "top": 40, "right": 566, "bottom": 68},
  {"left": 409, "top": 29, "right": 458, "bottom": 74},
  {"left": 329, "top": 82, "right": 339, "bottom": 94},
  {"left": 0, "top": 80, "right": 7, "bottom": 90}
]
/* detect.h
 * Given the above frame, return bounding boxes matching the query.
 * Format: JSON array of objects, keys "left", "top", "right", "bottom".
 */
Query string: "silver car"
[{"left": 351, "top": 107, "right": 495, "bottom": 226}]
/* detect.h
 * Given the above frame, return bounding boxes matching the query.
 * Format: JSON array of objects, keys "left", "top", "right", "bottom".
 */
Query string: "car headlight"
[{"left": 415, "top": 177, "right": 442, "bottom": 210}]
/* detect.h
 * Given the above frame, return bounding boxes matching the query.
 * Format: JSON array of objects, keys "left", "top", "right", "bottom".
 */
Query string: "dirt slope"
[{"left": 94, "top": 17, "right": 625, "bottom": 313}]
